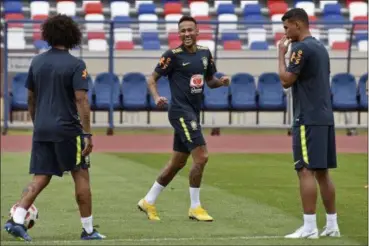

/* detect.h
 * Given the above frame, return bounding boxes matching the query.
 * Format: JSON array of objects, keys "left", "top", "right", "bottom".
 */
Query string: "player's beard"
[{"left": 183, "top": 36, "right": 195, "bottom": 48}]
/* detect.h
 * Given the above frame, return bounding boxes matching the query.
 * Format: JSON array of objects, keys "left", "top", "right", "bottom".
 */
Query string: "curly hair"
[{"left": 41, "top": 14, "right": 82, "bottom": 49}]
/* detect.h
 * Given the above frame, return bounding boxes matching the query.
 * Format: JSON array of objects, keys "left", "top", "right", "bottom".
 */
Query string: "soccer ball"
[{"left": 9, "top": 203, "right": 39, "bottom": 229}]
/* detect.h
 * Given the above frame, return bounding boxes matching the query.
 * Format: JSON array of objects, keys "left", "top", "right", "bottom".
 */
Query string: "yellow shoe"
[
  {"left": 137, "top": 199, "right": 160, "bottom": 221},
  {"left": 188, "top": 206, "right": 213, "bottom": 222}
]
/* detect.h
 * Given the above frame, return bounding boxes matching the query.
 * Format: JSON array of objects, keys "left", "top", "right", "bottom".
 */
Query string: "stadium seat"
[
  {"left": 247, "top": 28, "right": 267, "bottom": 47},
  {"left": 5, "top": 13, "right": 25, "bottom": 28},
  {"left": 30, "top": 1, "right": 49, "bottom": 18},
  {"left": 353, "top": 16, "right": 368, "bottom": 31},
  {"left": 88, "top": 39, "right": 107, "bottom": 51},
  {"left": 221, "top": 32, "right": 240, "bottom": 41},
  {"left": 114, "top": 28, "right": 133, "bottom": 43},
  {"left": 240, "top": 0, "right": 258, "bottom": 10},
  {"left": 323, "top": 3, "right": 342, "bottom": 16},
  {"left": 195, "top": 16, "right": 212, "bottom": 30},
  {"left": 203, "top": 83, "right": 229, "bottom": 110},
  {"left": 113, "top": 16, "right": 131, "bottom": 28},
  {"left": 331, "top": 41, "right": 349, "bottom": 50},
  {"left": 7, "top": 29, "right": 26, "bottom": 50},
  {"left": 169, "top": 40, "right": 181, "bottom": 48},
  {"left": 115, "top": 41, "right": 134, "bottom": 50},
  {"left": 214, "top": 0, "right": 232, "bottom": 9},
  {"left": 165, "top": 14, "right": 182, "bottom": 32},
  {"left": 142, "top": 40, "right": 161, "bottom": 50},
  {"left": 94, "top": 73, "right": 121, "bottom": 109},
  {"left": 358, "top": 40, "right": 368, "bottom": 52},
  {"left": 87, "top": 32, "right": 105, "bottom": 40},
  {"left": 82, "top": 1, "right": 97, "bottom": 9},
  {"left": 223, "top": 40, "right": 242, "bottom": 50},
  {"left": 250, "top": 41, "right": 269, "bottom": 50},
  {"left": 163, "top": 2, "right": 182, "bottom": 15},
  {"left": 4, "top": 1, "right": 22, "bottom": 14},
  {"left": 85, "top": 14, "right": 105, "bottom": 32},
  {"left": 320, "top": 0, "right": 338, "bottom": 9},
  {"left": 190, "top": 2, "right": 209, "bottom": 17},
  {"left": 85, "top": 2, "right": 103, "bottom": 14},
  {"left": 138, "top": 3, "right": 156, "bottom": 15},
  {"left": 33, "top": 40, "right": 49, "bottom": 50},
  {"left": 138, "top": 14, "right": 158, "bottom": 32},
  {"left": 358, "top": 73, "right": 368, "bottom": 109},
  {"left": 87, "top": 76, "right": 94, "bottom": 107},
  {"left": 244, "top": 15, "right": 267, "bottom": 29},
  {"left": 295, "top": 1, "right": 315, "bottom": 16},
  {"left": 243, "top": 4, "right": 262, "bottom": 17},
  {"left": 217, "top": 4, "right": 235, "bottom": 15},
  {"left": 327, "top": 28, "right": 348, "bottom": 47},
  {"left": 197, "top": 40, "right": 215, "bottom": 53},
  {"left": 135, "top": 0, "right": 153, "bottom": 8},
  {"left": 271, "top": 14, "right": 284, "bottom": 34},
  {"left": 310, "top": 28, "right": 321, "bottom": 40},
  {"left": 150, "top": 77, "right": 171, "bottom": 110},
  {"left": 257, "top": 73, "right": 286, "bottom": 110},
  {"left": 331, "top": 73, "right": 358, "bottom": 110},
  {"left": 56, "top": 1, "right": 76, "bottom": 16},
  {"left": 121, "top": 73, "right": 148, "bottom": 110},
  {"left": 168, "top": 32, "right": 180, "bottom": 42},
  {"left": 268, "top": 2, "right": 288, "bottom": 16},
  {"left": 230, "top": 73, "right": 257, "bottom": 110},
  {"left": 323, "top": 15, "right": 345, "bottom": 29},
  {"left": 218, "top": 14, "right": 238, "bottom": 32},
  {"left": 110, "top": 1, "right": 130, "bottom": 18},
  {"left": 348, "top": 2, "right": 367, "bottom": 21},
  {"left": 10, "top": 73, "right": 28, "bottom": 110}
]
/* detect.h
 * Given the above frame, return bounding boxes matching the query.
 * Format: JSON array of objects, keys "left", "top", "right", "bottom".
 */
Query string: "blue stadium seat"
[
  {"left": 141, "top": 32, "right": 159, "bottom": 42},
  {"left": 243, "top": 4, "right": 261, "bottom": 15},
  {"left": 257, "top": 73, "right": 286, "bottom": 110},
  {"left": 11, "top": 73, "right": 28, "bottom": 110},
  {"left": 203, "top": 83, "right": 229, "bottom": 110},
  {"left": 121, "top": 72, "right": 148, "bottom": 110},
  {"left": 113, "top": 16, "right": 131, "bottom": 28},
  {"left": 33, "top": 40, "right": 49, "bottom": 50},
  {"left": 230, "top": 73, "right": 257, "bottom": 110},
  {"left": 355, "top": 32, "right": 368, "bottom": 42},
  {"left": 244, "top": 15, "right": 267, "bottom": 28},
  {"left": 138, "top": 4, "right": 156, "bottom": 14},
  {"left": 250, "top": 41, "right": 269, "bottom": 50},
  {"left": 323, "top": 3, "right": 342, "bottom": 16},
  {"left": 150, "top": 76, "right": 171, "bottom": 110},
  {"left": 94, "top": 72, "right": 121, "bottom": 109},
  {"left": 87, "top": 76, "right": 94, "bottom": 108},
  {"left": 221, "top": 32, "right": 239, "bottom": 41},
  {"left": 331, "top": 73, "right": 358, "bottom": 110},
  {"left": 358, "top": 73, "right": 368, "bottom": 110},
  {"left": 323, "top": 15, "right": 345, "bottom": 28},
  {"left": 142, "top": 40, "right": 161, "bottom": 50},
  {"left": 217, "top": 4, "right": 235, "bottom": 15},
  {"left": 4, "top": 1, "right": 22, "bottom": 14}
]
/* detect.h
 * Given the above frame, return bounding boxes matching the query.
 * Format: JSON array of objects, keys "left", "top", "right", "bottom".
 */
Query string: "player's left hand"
[
  {"left": 278, "top": 36, "right": 291, "bottom": 55},
  {"left": 220, "top": 76, "right": 231, "bottom": 86}
]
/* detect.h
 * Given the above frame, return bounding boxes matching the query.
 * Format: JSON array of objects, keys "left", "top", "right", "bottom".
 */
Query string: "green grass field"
[{"left": 1, "top": 153, "right": 367, "bottom": 245}]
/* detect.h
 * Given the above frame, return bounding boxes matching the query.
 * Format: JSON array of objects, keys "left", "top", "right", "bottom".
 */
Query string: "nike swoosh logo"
[
  {"left": 182, "top": 62, "right": 190, "bottom": 66},
  {"left": 294, "top": 160, "right": 300, "bottom": 165}
]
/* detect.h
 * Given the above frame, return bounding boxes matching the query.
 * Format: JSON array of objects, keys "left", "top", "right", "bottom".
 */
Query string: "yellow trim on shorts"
[
  {"left": 300, "top": 125, "right": 309, "bottom": 164},
  {"left": 76, "top": 136, "right": 81, "bottom": 165},
  {"left": 179, "top": 117, "right": 192, "bottom": 143}
]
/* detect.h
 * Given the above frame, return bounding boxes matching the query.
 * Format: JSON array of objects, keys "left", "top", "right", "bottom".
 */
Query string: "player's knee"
[
  {"left": 33, "top": 175, "right": 52, "bottom": 190},
  {"left": 194, "top": 153, "right": 208, "bottom": 166},
  {"left": 315, "top": 169, "right": 329, "bottom": 182},
  {"left": 75, "top": 186, "right": 91, "bottom": 205}
]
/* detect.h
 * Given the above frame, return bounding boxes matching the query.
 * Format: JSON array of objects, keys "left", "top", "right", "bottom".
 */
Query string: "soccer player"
[
  {"left": 4, "top": 15, "right": 105, "bottom": 241},
  {"left": 278, "top": 9, "right": 340, "bottom": 239},
  {"left": 137, "top": 15, "right": 230, "bottom": 221}
]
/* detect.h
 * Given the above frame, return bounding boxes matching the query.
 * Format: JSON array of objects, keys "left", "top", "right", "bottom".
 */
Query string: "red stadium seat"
[
  {"left": 85, "top": 2, "right": 103, "bottom": 14},
  {"left": 332, "top": 41, "right": 349, "bottom": 50},
  {"left": 33, "top": 32, "right": 41, "bottom": 41},
  {"left": 115, "top": 41, "right": 134, "bottom": 50},
  {"left": 169, "top": 40, "right": 182, "bottom": 49},
  {"left": 198, "top": 32, "right": 212, "bottom": 40},
  {"left": 346, "top": 0, "right": 364, "bottom": 7},
  {"left": 223, "top": 40, "right": 242, "bottom": 50},
  {"left": 309, "top": 16, "right": 318, "bottom": 28},
  {"left": 168, "top": 32, "right": 180, "bottom": 42},
  {"left": 195, "top": 16, "right": 212, "bottom": 30},
  {"left": 268, "top": 2, "right": 288, "bottom": 16},
  {"left": 5, "top": 13, "right": 25, "bottom": 28},
  {"left": 87, "top": 32, "right": 105, "bottom": 40},
  {"left": 32, "top": 15, "right": 48, "bottom": 33},
  {"left": 188, "top": 0, "right": 206, "bottom": 4},
  {"left": 164, "top": 2, "right": 182, "bottom": 15},
  {"left": 274, "top": 32, "right": 284, "bottom": 44},
  {"left": 353, "top": 16, "right": 368, "bottom": 30}
]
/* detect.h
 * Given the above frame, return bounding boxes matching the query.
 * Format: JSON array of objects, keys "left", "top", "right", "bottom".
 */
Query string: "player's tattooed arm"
[
  {"left": 205, "top": 76, "right": 223, "bottom": 88},
  {"left": 147, "top": 71, "right": 162, "bottom": 100},
  {"left": 75, "top": 90, "right": 91, "bottom": 134},
  {"left": 27, "top": 90, "right": 36, "bottom": 123}
]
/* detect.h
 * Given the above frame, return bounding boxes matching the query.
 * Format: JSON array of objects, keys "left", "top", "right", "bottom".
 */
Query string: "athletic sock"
[
  {"left": 144, "top": 181, "right": 165, "bottom": 204},
  {"left": 81, "top": 215, "right": 93, "bottom": 234},
  {"left": 326, "top": 213, "right": 338, "bottom": 229},
  {"left": 303, "top": 214, "right": 317, "bottom": 231},
  {"left": 13, "top": 207, "right": 27, "bottom": 225},
  {"left": 189, "top": 187, "right": 201, "bottom": 209}
]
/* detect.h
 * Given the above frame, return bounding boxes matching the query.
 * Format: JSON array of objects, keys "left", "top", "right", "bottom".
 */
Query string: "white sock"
[
  {"left": 189, "top": 187, "right": 201, "bottom": 209},
  {"left": 13, "top": 207, "right": 27, "bottom": 225},
  {"left": 303, "top": 214, "right": 317, "bottom": 231},
  {"left": 81, "top": 215, "right": 93, "bottom": 234},
  {"left": 144, "top": 181, "right": 165, "bottom": 204},
  {"left": 326, "top": 213, "right": 338, "bottom": 229}
]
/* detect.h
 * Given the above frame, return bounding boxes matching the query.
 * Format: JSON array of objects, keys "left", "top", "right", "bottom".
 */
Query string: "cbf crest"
[
  {"left": 201, "top": 57, "right": 208, "bottom": 70},
  {"left": 190, "top": 120, "right": 198, "bottom": 131}
]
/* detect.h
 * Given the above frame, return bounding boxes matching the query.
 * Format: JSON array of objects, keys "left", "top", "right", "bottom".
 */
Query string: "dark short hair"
[
  {"left": 178, "top": 15, "right": 197, "bottom": 26},
  {"left": 42, "top": 14, "right": 82, "bottom": 49},
  {"left": 281, "top": 8, "right": 309, "bottom": 26}
]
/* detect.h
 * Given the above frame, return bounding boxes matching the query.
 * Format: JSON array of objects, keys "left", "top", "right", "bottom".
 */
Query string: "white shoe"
[
  {"left": 320, "top": 226, "right": 341, "bottom": 237},
  {"left": 285, "top": 226, "right": 319, "bottom": 239}
]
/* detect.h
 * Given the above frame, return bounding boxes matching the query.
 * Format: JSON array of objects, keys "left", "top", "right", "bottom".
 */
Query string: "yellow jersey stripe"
[
  {"left": 179, "top": 117, "right": 192, "bottom": 143},
  {"left": 300, "top": 125, "right": 309, "bottom": 164},
  {"left": 76, "top": 136, "right": 81, "bottom": 165}
]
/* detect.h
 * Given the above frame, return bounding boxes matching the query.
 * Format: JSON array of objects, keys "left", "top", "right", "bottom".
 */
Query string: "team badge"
[
  {"left": 82, "top": 69, "right": 88, "bottom": 79},
  {"left": 202, "top": 57, "right": 208, "bottom": 69},
  {"left": 190, "top": 120, "right": 198, "bottom": 131}
]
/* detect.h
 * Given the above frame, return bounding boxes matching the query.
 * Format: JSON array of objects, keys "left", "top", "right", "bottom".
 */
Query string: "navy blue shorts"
[
  {"left": 169, "top": 117, "right": 206, "bottom": 153},
  {"left": 29, "top": 136, "right": 90, "bottom": 177},
  {"left": 292, "top": 125, "right": 337, "bottom": 170}
]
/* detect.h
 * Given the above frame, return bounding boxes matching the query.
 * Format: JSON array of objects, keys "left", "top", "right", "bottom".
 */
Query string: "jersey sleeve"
[
  {"left": 206, "top": 50, "right": 217, "bottom": 78},
  {"left": 154, "top": 50, "right": 175, "bottom": 77},
  {"left": 72, "top": 60, "right": 89, "bottom": 91},
  {"left": 287, "top": 43, "right": 309, "bottom": 75},
  {"left": 25, "top": 65, "right": 34, "bottom": 91}
]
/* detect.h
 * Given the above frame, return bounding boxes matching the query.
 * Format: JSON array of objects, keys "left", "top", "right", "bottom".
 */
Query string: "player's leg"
[
  {"left": 285, "top": 125, "right": 319, "bottom": 239},
  {"left": 4, "top": 141, "right": 56, "bottom": 241},
  {"left": 55, "top": 136, "right": 105, "bottom": 239},
  {"left": 316, "top": 125, "right": 340, "bottom": 237},
  {"left": 138, "top": 133, "right": 190, "bottom": 220}
]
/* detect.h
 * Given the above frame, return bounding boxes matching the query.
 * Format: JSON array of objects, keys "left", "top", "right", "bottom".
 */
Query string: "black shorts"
[
  {"left": 169, "top": 117, "right": 206, "bottom": 153},
  {"left": 292, "top": 125, "right": 337, "bottom": 170},
  {"left": 29, "top": 136, "right": 90, "bottom": 177}
]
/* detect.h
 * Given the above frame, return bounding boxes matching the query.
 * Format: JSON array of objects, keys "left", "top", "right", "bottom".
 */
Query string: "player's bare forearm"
[
  {"left": 206, "top": 76, "right": 223, "bottom": 88},
  {"left": 27, "top": 90, "right": 36, "bottom": 123},
  {"left": 278, "top": 53, "right": 297, "bottom": 89},
  {"left": 147, "top": 71, "right": 161, "bottom": 100},
  {"left": 75, "top": 91, "right": 91, "bottom": 134}
]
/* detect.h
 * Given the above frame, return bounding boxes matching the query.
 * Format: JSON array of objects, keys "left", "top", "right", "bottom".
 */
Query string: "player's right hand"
[
  {"left": 155, "top": 96, "right": 168, "bottom": 108},
  {"left": 82, "top": 136, "right": 93, "bottom": 156}
]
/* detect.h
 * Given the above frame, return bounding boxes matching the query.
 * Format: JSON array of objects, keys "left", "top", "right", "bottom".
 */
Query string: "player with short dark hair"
[
  {"left": 4, "top": 14, "right": 105, "bottom": 241},
  {"left": 137, "top": 15, "right": 230, "bottom": 221},
  {"left": 278, "top": 8, "right": 340, "bottom": 239}
]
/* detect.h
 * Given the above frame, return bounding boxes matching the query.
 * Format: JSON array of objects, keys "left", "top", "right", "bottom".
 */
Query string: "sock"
[
  {"left": 13, "top": 207, "right": 27, "bottom": 225},
  {"left": 189, "top": 187, "right": 201, "bottom": 209},
  {"left": 326, "top": 213, "right": 338, "bottom": 229},
  {"left": 81, "top": 215, "right": 93, "bottom": 234},
  {"left": 144, "top": 181, "right": 165, "bottom": 204},
  {"left": 303, "top": 214, "right": 317, "bottom": 231}
]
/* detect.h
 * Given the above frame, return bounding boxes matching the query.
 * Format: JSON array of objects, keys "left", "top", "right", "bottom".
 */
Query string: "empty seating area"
[{"left": 1, "top": 0, "right": 368, "bottom": 51}]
